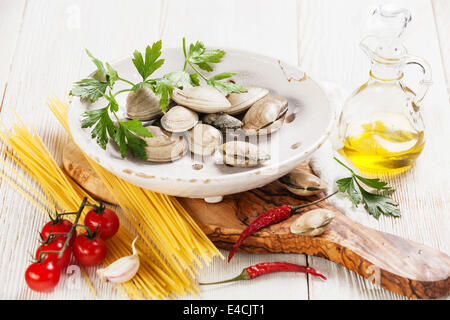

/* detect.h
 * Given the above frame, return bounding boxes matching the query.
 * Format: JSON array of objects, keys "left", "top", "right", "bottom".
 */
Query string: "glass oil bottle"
[{"left": 337, "top": 4, "right": 432, "bottom": 174}]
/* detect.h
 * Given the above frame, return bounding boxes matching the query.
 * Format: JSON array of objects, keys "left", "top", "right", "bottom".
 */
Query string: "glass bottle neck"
[{"left": 369, "top": 59, "right": 404, "bottom": 81}]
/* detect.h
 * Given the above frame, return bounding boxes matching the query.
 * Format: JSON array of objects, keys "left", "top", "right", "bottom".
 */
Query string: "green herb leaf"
[
  {"left": 81, "top": 106, "right": 115, "bottom": 149},
  {"left": 115, "top": 121, "right": 149, "bottom": 160},
  {"left": 132, "top": 41, "right": 164, "bottom": 81},
  {"left": 357, "top": 184, "right": 401, "bottom": 219},
  {"left": 207, "top": 73, "right": 247, "bottom": 94},
  {"left": 114, "top": 123, "right": 128, "bottom": 158},
  {"left": 71, "top": 79, "right": 108, "bottom": 103},
  {"left": 105, "top": 62, "right": 119, "bottom": 87},
  {"left": 121, "top": 120, "right": 153, "bottom": 138},
  {"left": 81, "top": 90, "right": 151, "bottom": 160},
  {"left": 207, "top": 78, "right": 247, "bottom": 95},
  {"left": 336, "top": 177, "right": 361, "bottom": 206},
  {"left": 354, "top": 175, "right": 391, "bottom": 190},
  {"left": 334, "top": 157, "right": 400, "bottom": 219},
  {"left": 188, "top": 41, "right": 225, "bottom": 72},
  {"left": 85, "top": 50, "right": 118, "bottom": 87},
  {"left": 208, "top": 72, "right": 236, "bottom": 81},
  {"left": 100, "top": 90, "right": 119, "bottom": 112},
  {"left": 86, "top": 49, "right": 106, "bottom": 80},
  {"left": 164, "top": 70, "right": 198, "bottom": 89},
  {"left": 189, "top": 73, "right": 200, "bottom": 86},
  {"left": 154, "top": 78, "right": 174, "bottom": 112}
]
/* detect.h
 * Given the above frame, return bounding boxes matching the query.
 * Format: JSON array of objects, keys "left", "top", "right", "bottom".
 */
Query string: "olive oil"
[{"left": 339, "top": 115, "right": 424, "bottom": 174}]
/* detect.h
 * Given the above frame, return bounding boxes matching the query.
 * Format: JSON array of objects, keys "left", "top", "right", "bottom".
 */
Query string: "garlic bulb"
[{"left": 97, "top": 237, "right": 139, "bottom": 283}]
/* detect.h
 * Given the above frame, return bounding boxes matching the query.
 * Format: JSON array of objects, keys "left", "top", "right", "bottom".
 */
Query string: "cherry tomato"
[
  {"left": 73, "top": 233, "right": 107, "bottom": 266},
  {"left": 84, "top": 207, "right": 119, "bottom": 240},
  {"left": 35, "top": 237, "right": 72, "bottom": 269},
  {"left": 25, "top": 260, "right": 60, "bottom": 292},
  {"left": 41, "top": 219, "right": 76, "bottom": 246}
]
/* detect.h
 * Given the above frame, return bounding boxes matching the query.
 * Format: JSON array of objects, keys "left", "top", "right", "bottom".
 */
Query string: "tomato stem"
[
  {"left": 56, "top": 197, "right": 88, "bottom": 259},
  {"left": 57, "top": 212, "right": 79, "bottom": 216},
  {"left": 85, "top": 201, "right": 105, "bottom": 214}
]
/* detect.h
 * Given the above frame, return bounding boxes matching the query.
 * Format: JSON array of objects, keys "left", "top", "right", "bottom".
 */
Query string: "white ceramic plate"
[{"left": 68, "top": 48, "right": 334, "bottom": 199}]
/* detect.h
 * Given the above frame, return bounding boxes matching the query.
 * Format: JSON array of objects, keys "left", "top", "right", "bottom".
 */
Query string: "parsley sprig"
[
  {"left": 334, "top": 157, "right": 400, "bottom": 219},
  {"left": 71, "top": 39, "right": 247, "bottom": 160},
  {"left": 182, "top": 38, "right": 247, "bottom": 94},
  {"left": 81, "top": 90, "right": 152, "bottom": 160}
]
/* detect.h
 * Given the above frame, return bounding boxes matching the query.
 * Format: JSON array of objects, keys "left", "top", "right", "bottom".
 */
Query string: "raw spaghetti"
[{"left": 0, "top": 96, "right": 221, "bottom": 299}]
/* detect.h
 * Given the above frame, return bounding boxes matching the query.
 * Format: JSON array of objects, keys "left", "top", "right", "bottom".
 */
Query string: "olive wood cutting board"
[{"left": 63, "top": 142, "right": 450, "bottom": 299}]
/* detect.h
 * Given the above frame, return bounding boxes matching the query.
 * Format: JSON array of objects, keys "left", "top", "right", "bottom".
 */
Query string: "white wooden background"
[{"left": 0, "top": 0, "right": 448, "bottom": 300}]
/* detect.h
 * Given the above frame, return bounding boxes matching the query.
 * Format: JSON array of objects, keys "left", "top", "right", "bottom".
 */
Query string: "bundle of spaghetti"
[{"left": 0, "top": 118, "right": 186, "bottom": 299}]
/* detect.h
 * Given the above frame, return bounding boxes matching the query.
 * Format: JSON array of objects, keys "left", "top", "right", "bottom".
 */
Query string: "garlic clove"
[{"left": 97, "top": 237, "right": 140, "bottom": 283}]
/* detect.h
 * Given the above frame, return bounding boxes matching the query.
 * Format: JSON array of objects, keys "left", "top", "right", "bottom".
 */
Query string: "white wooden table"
[{"left": 0, "top": 0, "right": 448, "bottom": 300}]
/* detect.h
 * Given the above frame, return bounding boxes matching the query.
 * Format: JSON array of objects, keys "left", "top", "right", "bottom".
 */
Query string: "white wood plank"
[
  {"left": 0, "top": 0, "right": 26, "bottom": 108},
  {"left": 0, "top": 0, "right": 163, "bottom": 299},
  {"left": 297, "top": 0, "right": 450, "bottom": 299},
  {"left": 161, "top": 0, "right": 309, "bottom": 300},
  {"left": 432, "top": 0, "right": 450, "bottom": 97},
  {"left": 160, "top": 0, "right": 298, "bottom": 64}
]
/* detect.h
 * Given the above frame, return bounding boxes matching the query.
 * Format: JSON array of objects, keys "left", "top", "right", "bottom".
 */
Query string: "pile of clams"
[{"left": 125, "top": 84, "right": 291, "bottom": 167}]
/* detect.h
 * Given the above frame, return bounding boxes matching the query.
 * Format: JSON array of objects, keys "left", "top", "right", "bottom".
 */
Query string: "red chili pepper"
[
  {"left": 228, "top": 205, "right": 292, "bottom": 262},
  {"left": 199, "top": 262, "right": 326, "bottom": 285},
  {"left": 227, "top": 192, "right": 336, "bottom": 262}
]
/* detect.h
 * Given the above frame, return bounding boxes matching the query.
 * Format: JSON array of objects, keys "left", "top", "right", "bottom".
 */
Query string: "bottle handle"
[{"left": 404, "top": 55, "right": 432, "bottom": 105}]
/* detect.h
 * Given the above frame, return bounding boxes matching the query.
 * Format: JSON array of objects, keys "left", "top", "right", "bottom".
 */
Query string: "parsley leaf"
[
  {"left": 132, "top": 41, "right": 164, "bottom": 81},
  {"left": 154, "top": 78, "right": 174, "bottom": 112},
  {"left": 164, "top": 70, "right": 198, "bottom": 89},
  {"left": 354, "top": 175, "right": 391, "bottom": 190},
  {"left": 71, "top": 50, "right": 119, "bottom": 102},
  {"left": 207, "top": 72, "right": 247, "bottom": 94},
  {"left": 71, "top": 79, "right": 108, "bottom": 103},
  {"left": 121, "top": 120, "right": 153, "bottom": 138},
  {"left": 190, "top": 73, "right": 200, "bottom": 86},
  {"left": 81, "top": 91, "right": 152, "bottom": 160},
  {"left": 336, "top": 177, "right": 361, "bottom": 206},
  {"left": 207, "top": 79, "right": 247, "bottom": 94},
  {"left": 357, "top": 183, "right": 401, "bottom": 218},
  {"left": 334, "top": 157, "right": 400, "bottom": 219},
  {"left": 105, "top": 62, "right": 119, "bottom": 87},
  {"left": 188, "top": 41, "right": 225, "bottom": 72},
  {"left": 115, "top": 121, "right": 151, "bottom": 160},
  {"left": 85, "top": 49, "right": 118, "bottom": 86},
  {"left": 86, "top": 49, "right": 107, "bottom": 80},
  {"left": 81, "top": 106, "right": 115, "bottom": 149}
]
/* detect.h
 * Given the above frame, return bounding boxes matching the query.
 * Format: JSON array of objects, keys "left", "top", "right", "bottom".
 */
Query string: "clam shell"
[
  {"left": 144, "top": 126, "right": 187, "bottom": 162},
  {"left": 290, "top": 209, "right": 335, "bottom": 236},
  {"left": 242, "top": 96, "right": 288, "bottom": 135},
  {"left": 171, "top": 86, "right": 231, "bottom": 113},
  {"left": 202, "top": 113, "right": 243, "bottom": 131},
  {"left": 227, "top": 87, "right": 269, "bottom": 115},
  {"left": 279, "top": 169, "right": 327, "bottom": 197},
  {"left": 126, "top": 87, "right": 162, "bottom": 120},
  {"left": 160, "top": 105, "right": 198, "bottom": 133},
  {"left": 188, "top": 124, "right": 222, "bottom": 156},
  {"left": 219, "top": 141, "right": 270, "bottom": 167}
]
